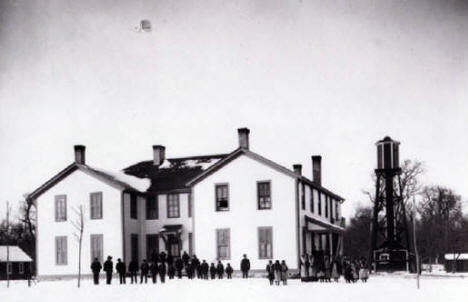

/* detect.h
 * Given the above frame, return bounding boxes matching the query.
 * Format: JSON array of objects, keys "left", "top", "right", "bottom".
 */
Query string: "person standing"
[
  {"left": 103, "top": 256, "right": 114, "bottom": 285},
  {"left": 186, "top": 260, "right": 194, "bottom": 279},
  {"left": 201, "top": 260, "right": 209, "bottom": 280},
  {"left": 150, "top": 261, "right": 158, "bottom": 284},
  {"left": 209, "top": 263, "right": 217, "bottom": 279},
  {"left": 192, "top": 255, "right": 201, "bottom": 279},
  {"left": 299, "top": 255, "right": 308, "bottom": 282},
  {"left": 281, "top": 260, "right": 289, "bottom": 285},
  {"left": 158, "top": 260, "right": 167, "bottom": 283},
  {"left": 129, "top": 259, "right": 139, "bottom": 284},
  {"left": 140, "top": 259, "right": 149, "bottom": 283},
  {"left": 359, "top": 261, "right": 369, "bottom": 283},
  {"left": 240, "top": 254, "right": 250, "bottom": 279},
  {"left": 182, "top": 251, "right": 190, "bottom": 268},
  {"left": 116, "top": 258, "right": 126, "bottom": 284},
  {"left": 309, "top": 254, "right": 318, "bottom": 282},
  {"left": 216, "top": 261, "right": 224, "bottom": 279},
  {"left": 225, "top": 263, "right": 233, "bottom": 279},
  {"left": 91, "top": 257, "right": 102, "bottom": 285},
  {"left": 168, "top": 261, "right": 175, "bottom": 279},
  {"left": 324, "top": 256, "right": 331, "bottom": 282},
  {"left": 331, "top": 258, "right": 340, "bottom": 282},
  {"left": 273, "top": 260, "right": 282, "bottom": 286},
  {"left": 266, "top": 260, "right": 274, "bottom": 285}
]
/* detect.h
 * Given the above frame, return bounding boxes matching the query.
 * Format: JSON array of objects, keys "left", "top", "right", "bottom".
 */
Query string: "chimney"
[
  {"left": 238, "top": 128, "right": 250, "bottom": 150},
  {"left": 293, "top": 164, "right": 302, "bottom": 176},
  {"left": 312, "top": 155, "right": 322, "bottom": 186},
  {"left": 153, "top": 145, "right": 166, "bottom": 166},
  {"left": 74, "top": 145, "right": 86, "bottom": 165}
]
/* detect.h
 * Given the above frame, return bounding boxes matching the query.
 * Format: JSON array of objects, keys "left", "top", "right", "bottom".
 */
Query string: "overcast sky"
[{"left": 1, "top": 0, "right": 467, "bottom": 220}]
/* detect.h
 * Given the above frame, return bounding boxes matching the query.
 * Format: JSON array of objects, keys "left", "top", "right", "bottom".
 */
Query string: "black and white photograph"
[{"left": 0, "top": 0, "right": 467, "bottom": 301}]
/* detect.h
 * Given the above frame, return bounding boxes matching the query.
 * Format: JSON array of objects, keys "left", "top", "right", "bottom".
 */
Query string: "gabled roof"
[
  {"left": 27, "top": 163, "right": 150, "bottom": 201},
  {"left": 0, "top": 246, "right": 33, "bottom": 262},
  {"left": 123, "top": 154, "right": 228, "bottom": 193},
  {"left": 186, "top": 148, "right": 345, "bottom": 201}
]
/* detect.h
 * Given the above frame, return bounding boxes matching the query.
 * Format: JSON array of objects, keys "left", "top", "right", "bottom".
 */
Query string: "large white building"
[{"left": 29, "top": 128, "right": 345, "bottom": 278}]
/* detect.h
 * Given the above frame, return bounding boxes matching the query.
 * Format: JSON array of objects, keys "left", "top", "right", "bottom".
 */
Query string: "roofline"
[
  {"left": 186, "top": 148, "right": 345, "bottom": 202},
  {"left": 305, "top": 214, "right": 344, "bottom": 234},
  {"left": 27, "top": 163, "right": 141, "bottom": 201}
]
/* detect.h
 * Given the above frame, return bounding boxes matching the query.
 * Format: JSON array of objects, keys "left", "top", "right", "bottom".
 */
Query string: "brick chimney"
[
  {"left": 238, "top": 128, "right": 250, "bottom": 150},
  {"left": 153, "top": 145, "right": 166, "bottom": 166},
  {"left": 74, "top": 145, "right": 86, "bottom": 165},
  {"left": 312, "top": 155, "right": 322, "bottom": 186},
  {"left": 293, "top": 164, "right": 302, "bottom": 176}
]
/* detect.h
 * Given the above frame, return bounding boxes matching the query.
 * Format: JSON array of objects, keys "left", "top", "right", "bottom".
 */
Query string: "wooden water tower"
[{"left": 370, "top": 137, "right": 411, "bottom": 271}]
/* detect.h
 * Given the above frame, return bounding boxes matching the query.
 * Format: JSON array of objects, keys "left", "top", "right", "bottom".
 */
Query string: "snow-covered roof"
[
  {"left": 85, "top": 166, "right": 151, "bottom": 192},
  {"left": 445, "top": 253, "right": 468, "bottom": 260},
  {"left": 0, "top": 246, "right": 33, "bottom": 262}
]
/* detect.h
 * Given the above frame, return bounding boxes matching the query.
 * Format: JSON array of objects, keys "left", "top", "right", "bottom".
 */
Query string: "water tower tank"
[{"left": 376, "top": 136, "right": 400, "bottom": 170}]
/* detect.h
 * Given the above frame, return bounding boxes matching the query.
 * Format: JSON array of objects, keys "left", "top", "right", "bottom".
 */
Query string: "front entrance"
[{"left": 167, "top": 234, "right": 181, "bottom": 257}]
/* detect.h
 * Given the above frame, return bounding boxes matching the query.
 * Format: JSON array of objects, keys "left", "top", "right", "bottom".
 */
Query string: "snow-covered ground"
[{"left": 1, "top": 275, "right": 467, "bottom": 302}]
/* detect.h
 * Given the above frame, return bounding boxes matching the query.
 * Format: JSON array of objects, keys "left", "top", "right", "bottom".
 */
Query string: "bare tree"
[
  {"left": 5, "top": 201, "right": 12, "bottom": 288},
  {"left": 71, "top": 205, "right": 84, "bottom": 288}
]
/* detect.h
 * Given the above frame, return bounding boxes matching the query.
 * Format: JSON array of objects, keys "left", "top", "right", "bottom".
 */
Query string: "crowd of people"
[
  {"left": 90, "top": 251, "right": 369, "bottom": 286},
  {"left": 90, "top": 252, "right": 251, "bottom": 285},
  {"left": 299, "top": 253, "right": 369, "bottom": 283}
]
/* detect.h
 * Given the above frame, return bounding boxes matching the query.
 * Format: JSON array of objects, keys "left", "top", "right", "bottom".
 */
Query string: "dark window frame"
[
  {"left": 215, "top": 183, "right": 229, "bottom": 211},
  {"left": 146, "top": 234, "right": 159, "bottom": 260},
  {"left": 55, "top": 236, "right": 68, "bottom": 265},
  {"left": 55, "top": 195, "right": 67, "bottom": 222},
  {"left": 90, "top": 192, "right": 103, "bottom": 220},
  {"left": 310, "top": 188, "right": 315, "bottom": 213},
  {"left": 216, "top": 228, "right": 231, "bottom": 260},
  {"left": 167, "top": 193, "right": 180, "bottom": 218},
  {"left": 318, "top": 192, "right": 322, "bottom": 216},
  {"left": 325, "top": 195, "right": 329, "bottom": 218},
  {"left": 258, "top": 226, "right": 273, "bottom": 259},
  {"left": 257, "top": 181, "right": 272, "bottom": 210},
  {"left": 301, "top": 183, "right": 305, "bottom": 210}
]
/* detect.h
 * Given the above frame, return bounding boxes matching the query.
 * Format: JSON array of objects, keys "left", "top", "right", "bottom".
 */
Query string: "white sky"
[{"left": 1, "top": 0, "right": 467, "bottom": 220}]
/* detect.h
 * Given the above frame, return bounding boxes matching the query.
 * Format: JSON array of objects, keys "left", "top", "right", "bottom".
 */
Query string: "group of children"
[
  {"left": 299, "top": 253, "right": 370, "bottom": 283},
  {"left": 265, "top": 260, "right": 289, "bottom": 285}
]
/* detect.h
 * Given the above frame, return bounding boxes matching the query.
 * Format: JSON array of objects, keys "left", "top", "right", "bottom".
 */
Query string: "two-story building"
[{"left": 29, "top": 128, "right": 344, "bottom": 278}]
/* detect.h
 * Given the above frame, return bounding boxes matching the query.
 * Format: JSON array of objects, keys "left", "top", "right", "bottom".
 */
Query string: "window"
[
  {"left": 310, "top": 188, "right": 315, "bottom": 213},
  {"left": 301, "top": 183, "right": 305, "bottom": 210},
  {"left": 90, "top": 234, "right": 103, "bottom": 263},
  {"left": 7, "top": 263, "right": 12, "bottom": 275},
  {"left": 215, "top": 184, "right": 229, "bottom": 211},
  {"left": 325, "top": 195, "right": 329, "bottom": 218},
  {"left": 146, "top": 234, "right": 159, "bottom": 260},
  {"left": 55, "top": 236, "right": 68, "bottom": 265},
  {"left": 167, "top": 194, "right": 180, "bottom": 218},
  {"left": 318, "top": 193, "right": 322, "bottom": 216},
  {"left": 130, "top": 193, "right": 138, "bottom": 219},
  {"left": 257, "top": 181, "right": 271, "bottom": 209},
  {"left": 329, "top": 198, "right": 334, "bottom": 222},
  {"left": 19, "top": 263, "right": 24, "bottom": 274},
  {"left": 131, "top": 234, "right": 139, "bottom": 263},
  {"left": 188, "top": 193, "right": 192, "bottom": 218},
  {"left": 90, "top": 192, "right": 103, "bottom": 219},
  {"left": 335, "top": 202, "right": 339, "bottom": 221},
  {"left": 146, "top": 196, "right": 158, "bottom": 220},
  {"left": 258, "top": 227, "right": 273, "bottom": 259},
  {"left": 216, "top": 228, "right": 230, "bottom": 260},
  {"left": 55, "top": 195, "right": 67, "bottom": 222}
]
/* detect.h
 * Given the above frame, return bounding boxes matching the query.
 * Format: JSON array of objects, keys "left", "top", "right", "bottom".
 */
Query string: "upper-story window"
[
  {"left": 215, "top": 184, "right": 229, "bottom": 211},
  {"left": 130, "top": 193, "right": 138, "bottom": 219},
  {"left": 55, "top": 195, "right": 67, "bottom": 222},
  {"left": 90, "top": 192, "right": 103, "bottom": 220},
  {"left": 310, "top": 188, "right": 315, "bottom": 213},
  {"left": 325, "top": 195, "right": 329, "bottom": 218},
  {"left": 318, "top": 192, "right": 322, "bottom": 216},
  {"left": 335, "top": 202, "right": 339, "bottom": 221},
  {"left": 146, "top": 196, "right": 158, "bottom": 220},
  {"left": 301, "top": 183, "right": 305, "bottom": 210},
  {"left": 257, "top": 181, "right": 271, "bottom": 210},
  {"left": 167, "top": 194, "right": 180, "bottom": 218}
]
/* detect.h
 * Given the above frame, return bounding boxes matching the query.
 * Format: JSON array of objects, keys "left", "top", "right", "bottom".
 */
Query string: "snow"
[
  {"left": 0, "top": 246, "right": 32, "bottom": 262},
  {"left": 158, "top": 158, "right": 222, "bottom": 170},
  {"left": 1, "top": 275, "right": 467, "bottom": 302},
  {"left": 87, "top": 166, "right": 151, "bottom": 192},
  {"left": 445, "top": 253, "right": 468, "bottom": 260}
]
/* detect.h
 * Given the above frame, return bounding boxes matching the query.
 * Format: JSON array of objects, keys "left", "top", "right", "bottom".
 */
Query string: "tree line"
[{"left": 344, "top": 160, "right": 468, "bottom": 266}]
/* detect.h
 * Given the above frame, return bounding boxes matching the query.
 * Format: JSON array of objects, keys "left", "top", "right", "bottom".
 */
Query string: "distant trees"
[{"left": 344, "top": 205, "right": 373, "bottom": 259}]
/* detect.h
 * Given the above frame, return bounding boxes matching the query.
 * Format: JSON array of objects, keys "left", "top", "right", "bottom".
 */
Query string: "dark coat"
[
  {"left": 116, "top": 262, "right": 126, "bottom": 274},
  {"left": 175, "top": 258, "right": 184, "bottom": 271},
  {"left": 129, "top": 261, "right": 139, "bottom": 272},
  {"left": 209, "top": 265, "right": 217, "bottom": 275},
  {"left": 216, "top": 263, "right": 224, "bottom": 274},
  {"left": 201, "top": 262, "right": 209, "bottom": 274},
  {"left": 103, "top": 260, "right": 113, "bottom": 273},
  {"left": 150, "top": 262, "right": 158, "bottom": 275},
  {"left": 158, "top": 262, "right": 167, "bottom": 274},
  {"left": 240, "top": 258, "right": 250, "bottom": 271},
  {"left": 91, "top": 261, "right": 102, "bottom": 273},
  {"left": 225, "top": 265, "right": 233, "bottom": 274},
  {"left": 141, "top": 262, "right": 149, "bottom": 274}
]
